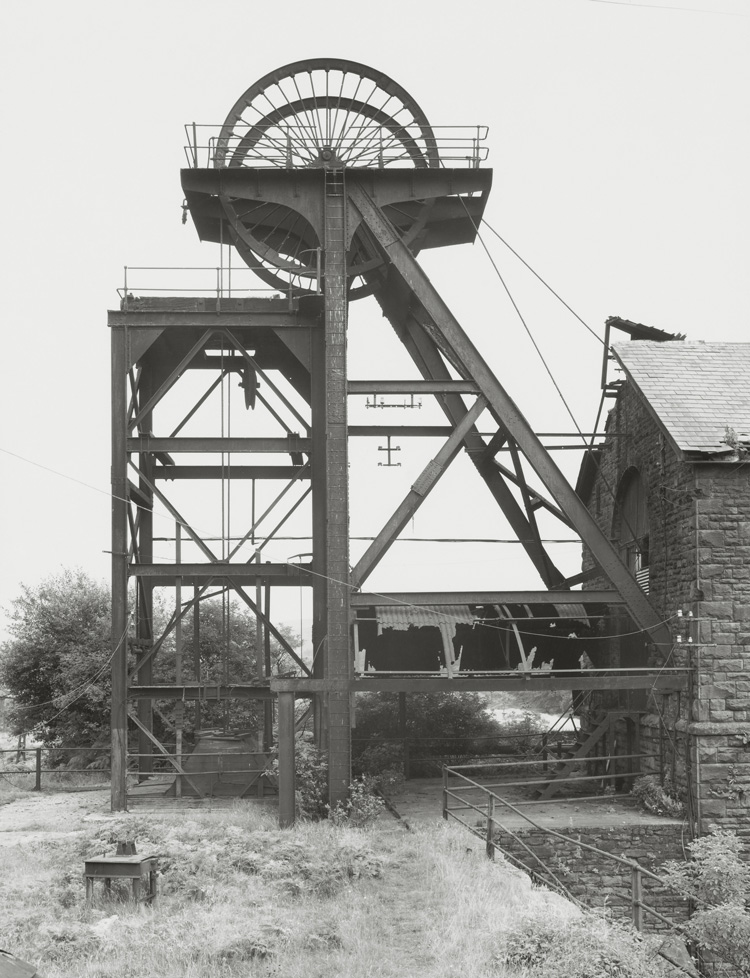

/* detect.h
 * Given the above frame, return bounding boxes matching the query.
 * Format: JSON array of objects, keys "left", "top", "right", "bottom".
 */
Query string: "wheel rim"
[{"left": 214, "top": 60, "right": 439, "bottom": 298}]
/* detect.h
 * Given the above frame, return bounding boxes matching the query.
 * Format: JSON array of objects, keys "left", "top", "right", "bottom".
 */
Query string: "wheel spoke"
[{"left": 218, "top": 59, "right": 440, "bottom": 296}]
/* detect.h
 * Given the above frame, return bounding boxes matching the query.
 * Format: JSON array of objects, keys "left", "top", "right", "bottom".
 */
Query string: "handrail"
[
  {"left": 442, "top": 762, "right": 683, "bottom": 933},
  {"left": 118, "top": 262, "right": 322, "bottom": 308},
  {"left": 183, "top": 122, "right": 490, "bottom": 170},
  {"left": 1, "top": 745, "right": 278, "bottom": 792}
]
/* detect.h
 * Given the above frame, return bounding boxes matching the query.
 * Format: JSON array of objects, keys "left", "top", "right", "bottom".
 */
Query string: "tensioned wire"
[
  {"left": 453, "top": 197, "right": 647, "bottom": 553},
  {"left": 0, "top": 444, "right": 676, "bottom": 644},
  {"left": 0, "top": 205, "right": 668, "bottom": 659}
]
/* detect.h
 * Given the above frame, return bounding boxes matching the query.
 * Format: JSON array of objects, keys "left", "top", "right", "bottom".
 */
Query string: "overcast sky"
[{"left": 1, "top": 0, "right": 747, "bottom": 641}]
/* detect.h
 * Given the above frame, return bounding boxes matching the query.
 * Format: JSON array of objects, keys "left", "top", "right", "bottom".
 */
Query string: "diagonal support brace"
[
  {"left": 352, "top": 397, "right": 486, "bottom": 587},
  {"left": 348, "top": 183, "right": 671, "bottom": 647}
]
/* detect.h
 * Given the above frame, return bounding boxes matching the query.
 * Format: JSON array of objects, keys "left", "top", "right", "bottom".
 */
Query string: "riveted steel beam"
[
  {"left": 349, "top": 184, "right": 671, "bottom": 648},
  {"left": 351, "top": 397, "right": 487, "bottom": 587}
]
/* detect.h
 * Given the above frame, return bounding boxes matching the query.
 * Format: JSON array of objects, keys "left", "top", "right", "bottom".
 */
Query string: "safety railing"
[
  {"left": 127, "top": 749, "right": 277, "bottom": 800},
  {"left": 352, "top": 730, "right": 578, "bottom": 780},
  {"left": 0, "top": 745, "right": 278, "bottom": 794},
  {"left": 118, "top": 261, "right": 322, "bottom": 312},
  {"left": 0, "top": 746, "right": 109, "bottom": 792},
  {"left": 442, "top": 761, "right": 682, "bottom": 932},
  {"left": 183, "top": 123, "right": 490, "bottom": 169}
]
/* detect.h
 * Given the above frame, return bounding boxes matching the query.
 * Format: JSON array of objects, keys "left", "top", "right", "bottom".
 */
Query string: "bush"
[
  {"left": 630, "top": 775, "right": 685, "bottom": 818},
  {"left": 352, "top": 692, "right": 506, "bottom": 777},
  {"left": 293, "top": 738, "right": 328, "bottom": 820},
  {"left": 498, "top": 910, "right": 673, "bottom": 977},
  {"left": 661, "top": 828, "right": 750, "bottom": 976},
  {"left": 327, "top": 776, "right": 385, "bottom": 829}
]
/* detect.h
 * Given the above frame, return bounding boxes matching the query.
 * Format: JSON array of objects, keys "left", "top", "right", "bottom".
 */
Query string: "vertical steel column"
[
  {"left": 111, "top": 326, "right": 129, "bottom": 811},
  {"left": 311, "top": 325, "right": 328, "bottom": 750},
  {"left": 136, "top": 369, "right": 155, "bottom": 778},
  {"left": 193, "top": 586, "right": 201, "bottom": 733},
  {"left": 174, "top": 522, "right": 183, "bottom": 798},
  {"left": 278, "top": 691, "right": 296, "bottom": 827},
  {"left": 323, "top": 169, "right": 351, "bottom": 807},
  {"left": 263, "top": 581, "right": 273, "bottom": 750}
]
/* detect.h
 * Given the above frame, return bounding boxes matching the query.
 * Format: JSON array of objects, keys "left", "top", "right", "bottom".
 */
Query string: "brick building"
[{"left": 578, "top": 332, "right": 750, "bottom": 839}]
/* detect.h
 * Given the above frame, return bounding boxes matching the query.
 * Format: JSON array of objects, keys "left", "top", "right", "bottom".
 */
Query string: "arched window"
[{"left": 613, "top": 468, "right": 650, "bottom": 593}]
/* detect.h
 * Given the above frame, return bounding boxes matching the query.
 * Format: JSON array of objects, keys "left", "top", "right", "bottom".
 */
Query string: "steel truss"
[{"left": 110, "top": 60, "right": 673, "bottom": 816}]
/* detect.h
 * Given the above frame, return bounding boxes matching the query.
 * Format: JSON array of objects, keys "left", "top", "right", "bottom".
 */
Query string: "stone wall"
[
  {"left": 691, "top": 463, "right": 750, "bottom": 837},
  {"left": 581, "top": 376, "right": 750, "bottom": 840},
  {"left": 495, "top": 820, "right": 689, "bottom": 931}
]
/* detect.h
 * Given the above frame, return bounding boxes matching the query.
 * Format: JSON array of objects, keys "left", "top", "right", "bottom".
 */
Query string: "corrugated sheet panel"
[{"left": 376, "top": 604, "right": 476, "bottom": 631}]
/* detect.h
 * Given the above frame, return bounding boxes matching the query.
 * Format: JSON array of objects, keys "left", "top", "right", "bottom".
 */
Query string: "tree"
[
  {"left": 152, "top": 597, "right": 301, "bottom": 735},
  {"left": 352, "top": 691, "right": 506, "bottom": 776},
  {"left": 0, "top": 569, "right": 111, "bottom": 747},
  {"left": 0, "top": 569, "right": 301, "bottom": 749}
]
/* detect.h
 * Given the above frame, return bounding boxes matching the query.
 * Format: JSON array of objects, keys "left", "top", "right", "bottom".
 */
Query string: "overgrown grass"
[{"left": 0, "top": 798, "right": 676, "bottom": 977}]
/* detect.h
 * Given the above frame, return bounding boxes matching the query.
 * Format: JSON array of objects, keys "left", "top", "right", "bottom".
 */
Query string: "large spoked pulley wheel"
[{"left": 214, "top": 59, "right": 440, "bottom": 299}]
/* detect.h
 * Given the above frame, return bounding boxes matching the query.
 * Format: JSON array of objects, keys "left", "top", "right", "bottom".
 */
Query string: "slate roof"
[{"left": 612, "top": 341, "right": 750, "bottom": 458}]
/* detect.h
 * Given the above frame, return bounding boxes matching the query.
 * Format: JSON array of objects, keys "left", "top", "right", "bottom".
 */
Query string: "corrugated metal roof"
[
  {"left": 553, "top": 604, "right": 588, "bottom": 622},
  {"left": 375, "top": 604, "right": 476, "bottom": 631},
  {"left": 613, "top": 342, "right": 750, "bottom": 457}
]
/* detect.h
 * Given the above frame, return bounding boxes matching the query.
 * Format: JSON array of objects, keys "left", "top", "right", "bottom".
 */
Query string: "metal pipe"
[{"left": 631, "top": 867, "right": 644, "bottom": 931}]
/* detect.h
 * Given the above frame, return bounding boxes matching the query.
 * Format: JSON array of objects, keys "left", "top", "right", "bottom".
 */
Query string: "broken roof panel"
[
  {"left": 373, "top": 604, "right": 476, "bottom": 631},
  {"left": 612, "top": 341, "right": 750, "bottom": 459}
]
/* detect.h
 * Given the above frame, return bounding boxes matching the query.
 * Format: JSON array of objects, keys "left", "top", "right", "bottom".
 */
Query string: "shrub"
[
  {"left": 270, "top": 737, "right": 328, "bottom": 820},
  {"left": 497, "top": 911, "right": 673, "bottom": 977},
  {"left": 352, "top": 692, "right": 506, "bottom": 776},
  {"left": 327, "top": 775, "right": 385, "bottom": 828},
  {"left": 630, "top": 775, "right": 685, "bottom": 818},
  {"left": 661, "top": 828, "right": 750, "bottom": 976}
]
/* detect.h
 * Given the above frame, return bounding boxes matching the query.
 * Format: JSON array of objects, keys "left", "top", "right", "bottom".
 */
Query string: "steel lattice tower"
[{"left": 110, "top": 60, "right": 675, "bottom": 817}]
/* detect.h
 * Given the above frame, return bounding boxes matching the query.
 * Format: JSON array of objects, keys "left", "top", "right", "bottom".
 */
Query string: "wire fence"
[{"left": 0, "top": 746, "right": 110, "bottom": 792}]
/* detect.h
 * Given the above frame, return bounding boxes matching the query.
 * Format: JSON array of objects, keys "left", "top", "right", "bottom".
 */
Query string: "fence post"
[
  {"left": 403, "top": 738, "right": 410, "bottom": 781},
  {"left": 485, "top": 794, "right": 495, "bottom": 860},
  {"left": 442, "top": 766, "right": 448, "bottom": 820},
  {"left": 541, "top": 732, "right": 549, "bottom": 773},
  {"left": 33, "top": 747, "right": 42, "bottom": 791},
  {"left": 631, "top": 866, "right": 644, "bottom": 932}
]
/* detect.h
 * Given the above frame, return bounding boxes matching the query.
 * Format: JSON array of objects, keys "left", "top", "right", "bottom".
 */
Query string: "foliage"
[
  {"left": 661, "top": 828, "right": 750, "bottom": 976},
  {"left": 0, "top": 569, "right": 299, "bottom": 750},
  {"left": 291, "top": 737, "right": 329, "bottom": 820},
  {"left": 488, "top": 688, "right": 572, "bottom": 716},
  {"left": 661, "top": 828, "right": 750, "bottom": 906},
  {"left": 3, "top": 793, "right": 691, "bottom": 978},
  {"left": 0, "top": 569, "right": 112, "bottom": 748},
  {"left": 327, "top": 775, "right": 386, "bottom": 828},
  {"left": 154, "top": 597, "right": 299, "bottom": 735},
  {"left": 630, "top": 775, "right": 685, "bottom": 818},
  {"left": 497, "top": 911, "right": 673, "bottom": 977},
  {"left": 352, "top": 691, "right": 506, "bottom": 776},
  {"left": 354, "top": 742, "right": 406, "bottom": 794}
]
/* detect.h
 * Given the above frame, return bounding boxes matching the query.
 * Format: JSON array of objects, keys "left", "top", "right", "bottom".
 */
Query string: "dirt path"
[{"left": 0, "top": 788, "right": 111, "bottom": 846}]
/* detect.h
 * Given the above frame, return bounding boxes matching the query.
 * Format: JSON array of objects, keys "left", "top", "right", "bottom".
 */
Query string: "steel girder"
[
  {"left": 347, "top": 182, "right": 672, "bottom": 648},
  {"left": 109, "top": 307, "right": 323, "bottom": 811},
  {"left": 364, "top": 264, "right": 569, "bottom": 587}
]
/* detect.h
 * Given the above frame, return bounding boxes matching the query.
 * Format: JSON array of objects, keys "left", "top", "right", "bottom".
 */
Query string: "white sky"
[{"left": 1, "top": 0, "right": 748, "bottom": 642}]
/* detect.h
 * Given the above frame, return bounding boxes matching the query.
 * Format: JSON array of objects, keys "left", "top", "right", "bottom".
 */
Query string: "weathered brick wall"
[
  {"left": 582, "top": 378, "right": 750, "bottom": 840},
  {"left": 495, "top": 821, "right": 689, "bottom": 930}
]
